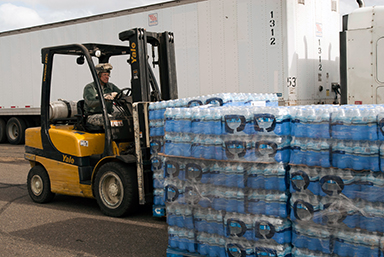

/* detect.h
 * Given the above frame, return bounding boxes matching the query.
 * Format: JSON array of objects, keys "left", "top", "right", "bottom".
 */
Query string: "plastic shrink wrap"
[
  {"left": 290, "top": 104, "right": 384, "bottom": 257},
  {"left": 150, "top": 97, "right": 384, "bottom": 257}
]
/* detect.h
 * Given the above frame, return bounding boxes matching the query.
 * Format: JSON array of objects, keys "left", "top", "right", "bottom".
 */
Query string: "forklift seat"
[{"left": 74, "top": 100, "right": 104, "bottom": 133}]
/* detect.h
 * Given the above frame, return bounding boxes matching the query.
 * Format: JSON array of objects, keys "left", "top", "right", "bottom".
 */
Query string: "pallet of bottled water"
[
  {"left": 151, "top": 99, "right": 384, "bottom": 256},
  {"left": 153, "top": 95, "right": 292, "bottom": 257},
  {"left": 150, "top": 92, "right": 278, "bottom": 217},
  {"left": 289, "top": 104, "right": 384, "bottom": 256}
]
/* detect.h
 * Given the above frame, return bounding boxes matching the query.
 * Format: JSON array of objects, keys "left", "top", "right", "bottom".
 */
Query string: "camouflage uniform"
[
  {"left": 83, "top": 62, "right": 121, "bottom": 127},
  {"left": 83, "top": 81, "right": 120, "bottom": 127}
]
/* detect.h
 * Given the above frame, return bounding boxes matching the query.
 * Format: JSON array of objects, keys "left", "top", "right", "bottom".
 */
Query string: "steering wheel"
[{"left": 115, "top": 87, "right": 132, "bottom": 100}]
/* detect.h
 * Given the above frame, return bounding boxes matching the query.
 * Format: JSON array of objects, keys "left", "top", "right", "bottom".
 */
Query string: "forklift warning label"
[
  {"left": 111, "top": 120, "right": 123, "bottom": 127},
  {"left": 149, "top": 13, "right": 158, "bottom": 26},
  {"left": 80, "top": 140, "right": 88, "bottom": 147}
]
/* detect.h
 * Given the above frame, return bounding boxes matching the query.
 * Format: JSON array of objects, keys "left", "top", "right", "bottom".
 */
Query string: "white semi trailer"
[{"left": 0, "top": 0, "right": 375, "bottom": 144}]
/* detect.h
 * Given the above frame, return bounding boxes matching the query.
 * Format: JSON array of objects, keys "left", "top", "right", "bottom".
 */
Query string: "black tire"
[
  {"left": 6, "top": 117, "right": 26, "bottom": 145},
  {"left": 0, "top": 118, "right": 6, "bottom": 143},
  {"left": 27, "top": 165, "right": 55, "bottom": 203},
  {"left": 94, "top": 162, "right": 138, "bottom": 217}
]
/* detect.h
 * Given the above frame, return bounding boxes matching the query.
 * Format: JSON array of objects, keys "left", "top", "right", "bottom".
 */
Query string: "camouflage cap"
[{"left": 95, "top": 63, "right": 113, "bottom": 75}]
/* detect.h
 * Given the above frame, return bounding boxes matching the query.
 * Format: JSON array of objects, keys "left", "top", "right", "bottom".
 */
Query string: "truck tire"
[
  {"left": 6, "top": 117, "right": 26, "bottom": 145},
  {"left": 0, "top": 118, "right": 6, "bottom": 143},
  {"left": 27, "top": 165, "right": 55, "bottom": 203},
  {"left": 94, "top": 162, "right": 138, "bottom": 217}
]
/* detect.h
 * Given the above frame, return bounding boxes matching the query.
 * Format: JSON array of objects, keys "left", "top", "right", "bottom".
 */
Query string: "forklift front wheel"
[
  {"left": 27, "top": 165, "right": 55, "bottom": 203},
  {"left": 95, "top": 162, "right": 138, "bottom": 217}
]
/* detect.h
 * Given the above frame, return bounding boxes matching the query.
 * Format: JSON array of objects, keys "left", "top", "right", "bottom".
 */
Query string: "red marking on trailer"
[
  {"left": 25, "top": 106, "right": 31, "bottom": 108},
  {"left": 316, "top": 23, "right": 323, "bottom": 37},
  {"left": 148, "top": 13, "right": 158, "bottom": 26}
]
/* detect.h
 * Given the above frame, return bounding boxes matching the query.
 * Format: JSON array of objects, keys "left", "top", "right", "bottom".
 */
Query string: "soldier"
[{"left": 83, "top": 63, "right": 121, "bottom": 127}]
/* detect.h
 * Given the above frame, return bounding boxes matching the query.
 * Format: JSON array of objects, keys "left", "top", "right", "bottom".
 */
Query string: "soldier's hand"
[
  {"left": 111, "top": 92, "right": 118, "bottom": 98},
  {"left": 103, "top": 92, "right": 117, "bottom": 101}
]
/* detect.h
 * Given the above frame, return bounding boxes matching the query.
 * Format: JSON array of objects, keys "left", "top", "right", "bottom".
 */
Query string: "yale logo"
[
  {"left": 62, "top": 154, "right": 75, "bottom": 164},
  {"left": 130, "top": 42, "right": 137, "bottom": 64}
]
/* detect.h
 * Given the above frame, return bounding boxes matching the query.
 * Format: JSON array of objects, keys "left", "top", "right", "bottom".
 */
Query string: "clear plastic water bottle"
[
  {"left": 295, "top": 107, "right": 308, "bottom": 137},
  {"left": 173, "top": 108, "right": 182, "bottom": 133},
  {"left": 204, "top": 162, "right": 221, "bottom": 184},
  {"left": 174, "top": 204, "right": 184, "bottom": 228},
  {"left": 153, "top": 188, "right": 165, "bottom": 205},
  {"left": 168, "top": 226, "right": 179, "bottom": 249},
  {"left": 359, "top": 106, "right": 378, "bottom": 141},
  {"left": 213, "top": 136, "right": 223, "bottom": 160},
  {"left": 202, "top": 108, "right": 213, "bottom": 135},
  {"left": 202, "top": 135, "right": 215, "bottom": 160},
  {"left": 331, "top": 107, "right": 345, "bottom": 139},
  {"left": 206, "top": 208, "right": 215, "bottom": 234},
  {"left": 344, "top": 106, "right": 356, "bottom": 140},
  {"left": 157, "top": 101, "right": 167, "bottom": 120},
  {"left": 196, "top": 232, "right": 207, "bottom": 255},
  {"left": 164, "top": 133, "right": 174, "bottom": 156},
  {"left": 225, "top": 189, "right": 238, "bottom": 213},
  {"left": 181, "top": 133, "right": 192, "bottom": 157},
  {"left": 290, "top": 137, "right": 302, "bottom": 165},
  {"left": 214, "top": 210, "right": 224, "bottom": 236},
  {"left": 175, "top": 227, "right": 188, "bottom": 251},
  {"left": 264, "top": 165, "right": 276, "bottom": 191},
  {"left": 212, "top": 186, "right": 227, "bottom": 211},
  {"left": 149, "top": 102, "right": 157, "bottom": 121},
  {"left": 152, "top": 170, "right": 164, "bottom": 189},
  {"left": 185, "top": 229, "right": 196, "bottom": 253},
  {"left": 247, "top": 189, "right": 264, "bottom": 215},
  {"left": 164, "top": 108, "right": 174, "bottom": 133},
  {"left": 184, "top": 206, "right": 194, "bottom": 230},
  {"left": 266, "top": 191, "right": 288, "bottom": 218},
  {"left": 166, "top": 204, "right": 177, "bottom": 227},
  {"left": 194, "top": 207, "right": 207, "bottom": 232},
  {"left": 332, "top": 139, "right": 353, "bottom": 169},
  {"left": 149, "top": 120, "right": 157, "bottom": 137},
  {"left": 237, "top": 189, "right": 246, "bottom": 214},
  {"left": 182, "top": 107, "right": 192, "bottom": 133},
  {"left": 212, "top": 108, "right": 223, "bottom": 135},
  {"left": 191, "top": 108, "right": 203, "bottom": 134},
  {"left": 246, "top": 165, "right": 258, "bottom": 189},
  {"left": 172, "top": 133, "right": 184, "bottom": 156},
  {"left": 191, "top": 134, "right": 204, "bottom": 158}
]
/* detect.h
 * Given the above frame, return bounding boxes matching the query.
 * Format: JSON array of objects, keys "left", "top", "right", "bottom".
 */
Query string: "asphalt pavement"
[{"left": 0, "top": 144, "right": 168, "bottom": 257}]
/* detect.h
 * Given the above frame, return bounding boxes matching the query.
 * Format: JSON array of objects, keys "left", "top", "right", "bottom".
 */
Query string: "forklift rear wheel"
[
  {"left": 95, "top": 162, "right": 138, "bottom": 217},
  {"left": 6, "top": 117, "right": 26, "bottom": 145},
  {"left": 27, "top": 165, "right": 55, "bottom": 203}
]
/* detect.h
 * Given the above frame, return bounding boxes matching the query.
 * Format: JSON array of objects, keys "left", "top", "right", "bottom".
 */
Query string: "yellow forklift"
[{"left": 24, "top": 28, "right": 178, "bottom": 217}]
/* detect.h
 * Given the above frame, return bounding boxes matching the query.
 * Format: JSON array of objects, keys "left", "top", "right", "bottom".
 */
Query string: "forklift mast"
[
  {"left": 119, "top": 28, "right": 178, "bottom": 102},
  {"left": 118, "top": 28, "right": 179, "bottom": 205}
]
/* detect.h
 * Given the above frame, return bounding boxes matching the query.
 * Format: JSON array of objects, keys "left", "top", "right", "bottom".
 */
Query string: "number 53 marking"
[{"left": 287, "top": 77, "right": 297, "bottom": 87}]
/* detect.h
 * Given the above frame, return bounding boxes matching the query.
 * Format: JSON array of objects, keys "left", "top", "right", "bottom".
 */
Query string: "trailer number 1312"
[{"left": 270, "top": 11, "right": 276, "bottom": 45}]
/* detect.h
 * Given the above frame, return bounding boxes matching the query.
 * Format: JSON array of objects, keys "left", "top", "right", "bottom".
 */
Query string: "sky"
[{"left": 0, "top": 0, "right": 382, "bottom": 32}]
